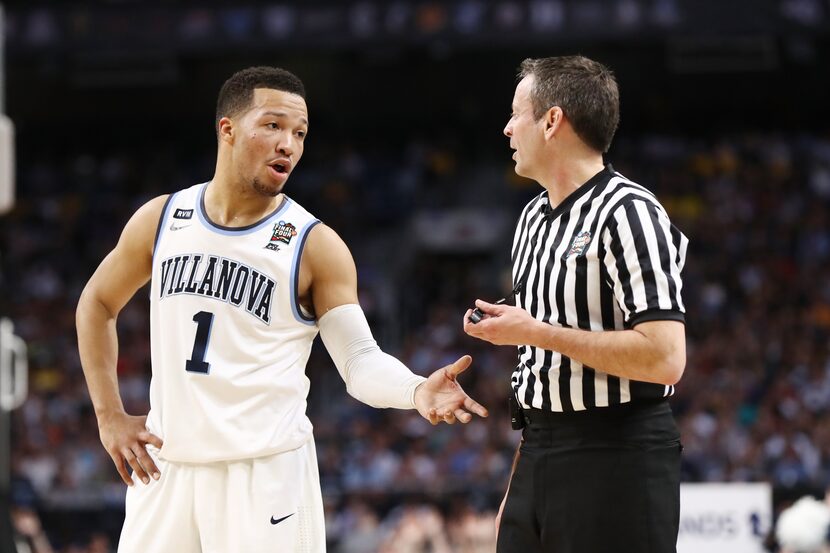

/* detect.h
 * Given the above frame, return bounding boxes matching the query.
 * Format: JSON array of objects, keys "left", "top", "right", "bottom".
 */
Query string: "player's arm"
[
  {"left": 76, "top": 195, "right": 167, "bottom": 486},
  {"left": 302, "top": 224, "right": 488, "bottom": 424}
]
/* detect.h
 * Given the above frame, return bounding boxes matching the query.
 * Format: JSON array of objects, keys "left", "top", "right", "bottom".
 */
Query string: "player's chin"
[{"left": 252, "top": 177, "right": 285, "bottom": 197}]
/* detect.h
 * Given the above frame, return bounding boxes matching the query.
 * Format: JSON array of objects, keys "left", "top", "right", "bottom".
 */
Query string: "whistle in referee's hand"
[
  {"left": 468, "top": 292, "right": 514, "bottom": 324},
  {"left": 468, "top": 308, "right": 485, "bottom": 324}
]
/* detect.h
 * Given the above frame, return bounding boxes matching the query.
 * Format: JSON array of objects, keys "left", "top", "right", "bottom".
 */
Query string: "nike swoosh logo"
[
  {"left": 169, "top": 223, "right": 192, "bottom": 231},
  {"left": 270, "top": 513, "right": 294, "bottom": 525}
]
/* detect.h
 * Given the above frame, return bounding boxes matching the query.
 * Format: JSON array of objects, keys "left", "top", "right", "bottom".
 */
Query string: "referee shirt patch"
[{"left": 565, "top": 230, "right": 592, "bottom": 258}]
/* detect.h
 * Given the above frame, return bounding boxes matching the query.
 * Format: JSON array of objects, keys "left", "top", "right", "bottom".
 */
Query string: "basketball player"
[{"left": 76, "top": 66, "right": 488, "bottom": 553}]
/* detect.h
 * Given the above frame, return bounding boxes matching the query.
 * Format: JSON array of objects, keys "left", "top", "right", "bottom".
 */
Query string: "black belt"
[{"left": 521, "top": 399, "right": 669, "bottom": 428}]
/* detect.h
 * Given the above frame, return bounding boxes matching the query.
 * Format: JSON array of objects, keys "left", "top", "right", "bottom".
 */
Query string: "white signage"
[
  {"left": 678, "top": 483, "right": 772, "bottom": 553},
  {"left": 0, "top": 114, "right": 14, "bottom": 215}
]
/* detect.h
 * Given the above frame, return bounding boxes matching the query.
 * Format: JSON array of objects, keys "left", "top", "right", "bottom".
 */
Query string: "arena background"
[{"left": 2, "top": 1, "right": 830, "bottom": 551}]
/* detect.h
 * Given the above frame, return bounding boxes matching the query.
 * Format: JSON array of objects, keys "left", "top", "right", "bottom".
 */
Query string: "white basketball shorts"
[{"left": 117, "top": 439, "right": 325, "bottom": 553}]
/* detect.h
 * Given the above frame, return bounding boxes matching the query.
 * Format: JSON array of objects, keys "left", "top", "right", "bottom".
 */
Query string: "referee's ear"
[{"left": 544, "top": 106, "right": 564, "bottom": 140}]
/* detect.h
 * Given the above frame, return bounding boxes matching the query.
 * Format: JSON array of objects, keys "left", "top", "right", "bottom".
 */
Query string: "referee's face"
[{"left": 504, "top": 75, "right": 545, "bottom": 181}]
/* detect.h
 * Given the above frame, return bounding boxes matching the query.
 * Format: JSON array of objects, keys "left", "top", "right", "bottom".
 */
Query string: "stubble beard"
[{"left": 252, "top": 177, "right": 282, "bottom": 198}]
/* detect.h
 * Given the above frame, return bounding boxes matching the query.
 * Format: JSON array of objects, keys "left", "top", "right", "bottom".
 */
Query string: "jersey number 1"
[{"left": 186, "top": 311, "right": 214, "bottom": 374}]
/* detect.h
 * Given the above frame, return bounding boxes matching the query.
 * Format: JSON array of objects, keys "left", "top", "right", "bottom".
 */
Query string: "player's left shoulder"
[{"left": 305, "top": 223, "right": 351, "bottom": 262}]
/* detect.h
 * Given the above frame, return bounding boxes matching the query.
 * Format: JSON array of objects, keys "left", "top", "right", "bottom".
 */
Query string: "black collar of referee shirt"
[{"left": 541, "top": 163, "right": 615, "bottom": 220}]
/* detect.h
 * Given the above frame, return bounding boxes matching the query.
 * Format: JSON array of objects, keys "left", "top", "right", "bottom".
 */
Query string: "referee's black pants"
[{"left": 497, "top": 399, "right": 681, "bottom": 553}]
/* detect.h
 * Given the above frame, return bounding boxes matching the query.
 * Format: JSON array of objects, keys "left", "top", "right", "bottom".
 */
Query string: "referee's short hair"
[{"left": 519, "top": 56, "right": 619, "bottom": 154}]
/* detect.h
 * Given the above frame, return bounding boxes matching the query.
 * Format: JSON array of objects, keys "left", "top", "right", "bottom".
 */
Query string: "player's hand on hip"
[
  {"left": 463, "top": 300, "right": 538, "bottom": 347},
  {"left": 97, "top": 411, "right": 164, "bottom": 486},
  {"left": 414, "top": 355, "right": 489, "bottom": 425}
]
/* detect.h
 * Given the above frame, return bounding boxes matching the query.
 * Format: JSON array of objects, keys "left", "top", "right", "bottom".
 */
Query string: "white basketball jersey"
[{"left": 148, "top": 182, "right": 321, "bottom": 463}]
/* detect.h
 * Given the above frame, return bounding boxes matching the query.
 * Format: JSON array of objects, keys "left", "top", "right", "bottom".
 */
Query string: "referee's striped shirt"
[{"left": 511, "top": 164, "right": 688, "bottom": 412}]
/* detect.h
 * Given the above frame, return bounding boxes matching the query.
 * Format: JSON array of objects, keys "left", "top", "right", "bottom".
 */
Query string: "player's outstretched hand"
[
  {"left": 413, "top": 355, "right": 489, "bottom": 425},
  {"left": 97, "top": 411, "right": 164, "bottom": 486}
]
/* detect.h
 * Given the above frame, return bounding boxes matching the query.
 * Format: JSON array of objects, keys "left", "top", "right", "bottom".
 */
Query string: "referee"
[{"left": 464, "top": 56, "right": 688, "bottom": 553}]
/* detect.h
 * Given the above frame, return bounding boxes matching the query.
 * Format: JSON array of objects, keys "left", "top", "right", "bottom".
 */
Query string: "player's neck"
[
  {"left": 540, "top": 149, "right": 605, "bottom": 208},
  {"left": 204, "top": 175, "right": 283, "bottom": 228}
]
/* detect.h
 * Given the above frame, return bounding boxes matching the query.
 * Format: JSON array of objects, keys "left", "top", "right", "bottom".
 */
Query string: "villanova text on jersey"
[{"left": 157, "top": 253, "right": 276, "bottom": 324}]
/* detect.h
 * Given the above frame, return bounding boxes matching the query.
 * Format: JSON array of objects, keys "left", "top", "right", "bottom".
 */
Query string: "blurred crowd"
[{"left": 3, "top": 131, "right": 830, "bottom": 551}]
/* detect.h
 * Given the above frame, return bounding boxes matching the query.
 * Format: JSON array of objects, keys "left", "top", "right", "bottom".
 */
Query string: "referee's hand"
[{"left": 463, "top": 299, "right": 539, "bottom": 347}]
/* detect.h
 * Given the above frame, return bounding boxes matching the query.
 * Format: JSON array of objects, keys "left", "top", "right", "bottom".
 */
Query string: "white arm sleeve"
[{"left": 318, "top": 303, "right": 427, "bottom": 409}]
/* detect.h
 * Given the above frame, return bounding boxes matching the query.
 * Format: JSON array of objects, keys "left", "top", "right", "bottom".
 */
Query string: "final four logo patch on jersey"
[
  {"left": 265, "top": 221, "right": 298, "bottom": 251},
  {"left": 566, "top": 230, "right": 592, "bottom": 258}
]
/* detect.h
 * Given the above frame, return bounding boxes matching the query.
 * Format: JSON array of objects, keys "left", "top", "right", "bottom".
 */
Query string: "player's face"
[
  {"left": 234, "top": 88, "right": 309, "bottom": 197},
  {"left": 504, "top": 75, "right": 546, "bottom": 180}
]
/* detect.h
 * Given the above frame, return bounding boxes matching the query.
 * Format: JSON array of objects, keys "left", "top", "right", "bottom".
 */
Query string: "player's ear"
[
  {"left": 217, "top": 117, "right": 235, "bottom": 145},
  {"left": 544, "top": 106, "right": 563, "bottom": 140}
]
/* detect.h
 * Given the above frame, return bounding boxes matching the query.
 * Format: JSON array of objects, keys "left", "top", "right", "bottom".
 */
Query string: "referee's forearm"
[{"left": 526, "top": 319, "right": 685, "bottom": 386}]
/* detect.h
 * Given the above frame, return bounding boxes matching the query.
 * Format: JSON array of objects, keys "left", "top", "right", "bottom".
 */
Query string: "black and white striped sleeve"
[{"left": 601, "top": 198, "right": 688, "bottom": 327}]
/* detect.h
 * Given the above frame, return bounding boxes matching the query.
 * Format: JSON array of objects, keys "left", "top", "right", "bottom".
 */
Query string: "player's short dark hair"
[
  {"left": 519, "top": 56, "right": 619, "bottom": 153},
  {"left": 215, "top": 66, "right": 306, "bottom": 132}
]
